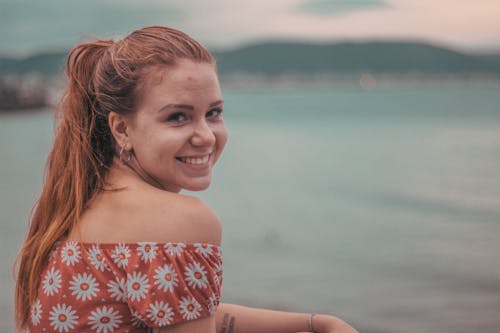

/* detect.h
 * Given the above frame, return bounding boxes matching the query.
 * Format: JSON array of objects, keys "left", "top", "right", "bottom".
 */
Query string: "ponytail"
[
  {"left": 14, "top": 26, "right": 216, "bottom": 330},
  {"left": 14, "top": 40, "right": 113, "bottom": 330}
]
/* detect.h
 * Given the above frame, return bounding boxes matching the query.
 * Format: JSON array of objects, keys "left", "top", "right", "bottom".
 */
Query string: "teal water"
[{"left": 1, "top": 83, "right": 500, "bottom": 332}]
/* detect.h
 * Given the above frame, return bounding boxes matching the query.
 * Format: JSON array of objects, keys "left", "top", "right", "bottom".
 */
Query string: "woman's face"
[{"left": 126, "top": 59, "right": 227, "bottom": 192}]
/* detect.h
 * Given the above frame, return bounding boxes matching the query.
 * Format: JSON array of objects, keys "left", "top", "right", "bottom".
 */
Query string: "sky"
[{"left": 2, "top": 0, "right": 500, "bottom": 56}]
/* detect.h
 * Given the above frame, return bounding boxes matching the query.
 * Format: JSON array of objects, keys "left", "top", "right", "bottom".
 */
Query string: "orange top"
[{"left": 28, "top": 241, "right": 223, "bottom": 332}]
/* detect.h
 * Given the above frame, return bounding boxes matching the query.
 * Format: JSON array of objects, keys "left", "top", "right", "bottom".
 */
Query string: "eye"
[
  {"left": 206, "top": 108, "right": 223, "bottom": 119},
  {"left": 166, "top": 112, "right": 188, "bottom": 123}
]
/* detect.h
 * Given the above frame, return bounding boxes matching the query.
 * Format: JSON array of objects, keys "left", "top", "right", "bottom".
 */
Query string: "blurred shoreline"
[
  {"left": 0, "top": 74, "right": 51, "bottom": 111},
  {"left": 2, "top": 72, "right": 500, "bottom": 113},
  {"left": 219, "top": 72, "right": 500, "bottom": 91}
]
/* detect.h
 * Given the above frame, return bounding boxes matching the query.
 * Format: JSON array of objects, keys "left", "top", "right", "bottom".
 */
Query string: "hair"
[{"left": 14, "top": 26, "right": 215, "bottom": 330}]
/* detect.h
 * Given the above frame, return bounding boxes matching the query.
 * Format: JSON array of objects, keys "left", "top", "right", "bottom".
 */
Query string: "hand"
[{"left": 310, "top": 314, "right": 359, "bottom": 333}]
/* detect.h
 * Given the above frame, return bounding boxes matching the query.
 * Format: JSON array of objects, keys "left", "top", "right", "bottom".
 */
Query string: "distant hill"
[
  {"left": 0, "top": 51, "right": 67, "bottom": 76},
  {"left": 1, "top": 41, "right": 499, "bottom": 76},
  {"left": 213, "top": 41, "right": 500, "bottom": 75}
]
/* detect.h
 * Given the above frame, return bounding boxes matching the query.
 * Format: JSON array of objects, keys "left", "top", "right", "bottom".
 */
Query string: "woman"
[{"left": 15, "top": 26, "right": 358, "bottom": 333}]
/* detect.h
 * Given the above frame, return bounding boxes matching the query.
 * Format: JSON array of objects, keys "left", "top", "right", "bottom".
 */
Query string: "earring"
[{"left": 119, "top": 144, "right": 132, "bottom": 163}]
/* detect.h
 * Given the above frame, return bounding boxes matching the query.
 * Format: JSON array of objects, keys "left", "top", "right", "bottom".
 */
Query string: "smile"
[{"left": 176, "top": 154, "right": 211, "bottom": 165}]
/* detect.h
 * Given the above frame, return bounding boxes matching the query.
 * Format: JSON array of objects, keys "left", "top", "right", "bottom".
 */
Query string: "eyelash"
[
  {"left": 207, "top": 108, "right": 223, "bottom": 119},
  {"left": 166, "top": 112, "right": 188, "bottom": 122},
  {"left": 166, "top": 108, "right": 223, "bottom": 123}
]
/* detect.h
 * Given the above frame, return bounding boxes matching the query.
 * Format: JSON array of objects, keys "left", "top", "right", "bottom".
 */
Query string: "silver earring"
[{"left": 119, "top": 144, "right": 131, "bottom": 163}]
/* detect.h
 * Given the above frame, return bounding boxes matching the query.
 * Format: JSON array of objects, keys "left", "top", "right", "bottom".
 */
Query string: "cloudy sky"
[{"left": 2, "top": 0, "right": 500, "bottom": 56}]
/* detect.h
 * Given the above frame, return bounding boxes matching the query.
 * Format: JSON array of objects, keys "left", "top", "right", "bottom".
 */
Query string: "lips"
[{"left": 175, "top": 153, "right": 212, "bottom": 165}]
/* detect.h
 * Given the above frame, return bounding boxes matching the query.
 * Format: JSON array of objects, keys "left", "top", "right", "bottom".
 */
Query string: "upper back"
[
  {"left": 34, "top": 183, "right": 223, "bottom": 333},
  {"left": 68, "top": 182, "right": 222, "bottom": 246}
]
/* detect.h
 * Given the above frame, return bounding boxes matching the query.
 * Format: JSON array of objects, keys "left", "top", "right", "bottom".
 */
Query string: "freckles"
[{"left": 141, "top": 132, "right": 155, "bottom": 148}]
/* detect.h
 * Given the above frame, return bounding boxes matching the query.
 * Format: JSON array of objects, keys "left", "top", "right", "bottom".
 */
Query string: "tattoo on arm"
[{"left": 219, "top": 313, "right": 236, "bottom": 333}]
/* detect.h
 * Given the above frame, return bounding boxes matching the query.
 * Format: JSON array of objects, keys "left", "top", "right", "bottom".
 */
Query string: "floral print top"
[{"left": 28, "top": 241, "right": 223, "bottom": 332}]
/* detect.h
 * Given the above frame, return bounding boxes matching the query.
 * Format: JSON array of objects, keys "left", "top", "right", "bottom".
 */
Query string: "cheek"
[
  {"left": 151, "top": 130, "right": 192, "bottom": 161},
  {"left": 215, "top": 124, "right": 228, "bottom": 154},
  {"left": 132, "top": 129, "right": 168, "bottom": 161}
]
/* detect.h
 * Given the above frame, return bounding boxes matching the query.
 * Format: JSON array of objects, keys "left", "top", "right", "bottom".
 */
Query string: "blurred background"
[{"left": 1, "top": 1, "right": 500, "bottom": 332}]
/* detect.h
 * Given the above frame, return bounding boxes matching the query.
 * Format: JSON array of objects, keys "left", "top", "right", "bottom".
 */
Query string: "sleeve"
[{"left": 124, "top": 242, "right": 223, "bottom": 328}]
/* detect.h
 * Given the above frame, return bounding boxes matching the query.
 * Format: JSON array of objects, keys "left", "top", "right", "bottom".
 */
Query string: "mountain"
[
  {"left": 212, "top": 41, "right": 500, "bottom": 75},
  {"left": 1, "top": 41, "right": 499, "bottom": 76},
  {"left": 0, "top": 51, "right": 67, "bottom": 76}
]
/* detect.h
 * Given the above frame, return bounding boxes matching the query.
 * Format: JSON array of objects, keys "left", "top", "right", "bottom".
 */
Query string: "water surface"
[{"left": 1, "top": 83, "right": 499, "bottom": 332}]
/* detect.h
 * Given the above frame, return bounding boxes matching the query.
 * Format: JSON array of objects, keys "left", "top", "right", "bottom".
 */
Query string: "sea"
[{"left": 1, "top": 80, "right": 499, "bottom": 333}]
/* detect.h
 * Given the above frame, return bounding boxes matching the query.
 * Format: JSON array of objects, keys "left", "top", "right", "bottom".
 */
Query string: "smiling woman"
[
  {"left": 14, "top": 26, "right": 358, "bottom": 333},
  {"left": 110, "top": 59, "right": 227, "bottom": 193}
]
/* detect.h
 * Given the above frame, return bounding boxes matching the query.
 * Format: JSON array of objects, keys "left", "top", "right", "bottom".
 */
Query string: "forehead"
[
  {"left": 146, "top": 60, "right": 218, "bottom": 95},
  {"left": 134, "top": 60, "right": 220, "bottom": 114}
]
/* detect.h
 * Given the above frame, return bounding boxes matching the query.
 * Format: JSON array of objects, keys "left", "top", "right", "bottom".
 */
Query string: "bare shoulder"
[
  {"left": 138, "top": 190, "right": 222, "bottom": 245},
  {"left": 157, "top": 191, "right": 222, "bottom": 244},
  {"left": 75, "top": 186, "right": 222, "bottom": 245}
]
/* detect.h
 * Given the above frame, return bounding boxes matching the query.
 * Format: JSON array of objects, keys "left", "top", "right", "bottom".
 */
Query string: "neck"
[{"left": 105, "top": 156, "right": 181, "bottom": 193}]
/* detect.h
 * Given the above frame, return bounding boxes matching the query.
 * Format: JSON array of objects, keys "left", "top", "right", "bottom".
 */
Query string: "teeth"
[{"left": 180, "top": 154, "right": 210, "bottom": 165}]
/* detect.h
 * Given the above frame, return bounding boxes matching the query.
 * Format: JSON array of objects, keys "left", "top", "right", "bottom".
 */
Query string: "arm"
[{"left": 215, "top": 303, "right": 358, "bottom": 333}]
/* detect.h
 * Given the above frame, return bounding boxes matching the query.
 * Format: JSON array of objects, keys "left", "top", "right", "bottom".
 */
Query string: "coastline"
[
  {"left": 219, "top": 72, "right": 500, "bottom": 91},
  {"left": 2, "top": 72, "right": 500, "bottom": 115}
]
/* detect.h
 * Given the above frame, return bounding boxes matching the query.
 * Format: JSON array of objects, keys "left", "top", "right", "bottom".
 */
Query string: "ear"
[{"left": 108, "top": 111, "right": 132, "bottom": 150}]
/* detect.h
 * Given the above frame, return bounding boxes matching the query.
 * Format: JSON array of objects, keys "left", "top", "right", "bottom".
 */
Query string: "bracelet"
[{"left": 308, "top": 313, "right": 317, "bottom": 332}]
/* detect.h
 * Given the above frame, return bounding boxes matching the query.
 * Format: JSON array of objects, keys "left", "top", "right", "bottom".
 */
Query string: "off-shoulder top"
[{"left": 28, "top": 241, "right": 223, "bottom": 333}]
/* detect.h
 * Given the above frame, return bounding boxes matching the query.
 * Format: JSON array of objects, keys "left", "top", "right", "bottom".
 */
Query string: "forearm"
[
  {"left": 215, "top": 303, "right": 358, "bottom": 333},
  {"left": 216, "top": 303, "right": 312, "bottom": 333}
]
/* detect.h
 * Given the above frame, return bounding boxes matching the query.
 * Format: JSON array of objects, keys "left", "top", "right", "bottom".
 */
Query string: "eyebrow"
[{"left": 158, "top": 99, "right": 224, "bottom": 113}]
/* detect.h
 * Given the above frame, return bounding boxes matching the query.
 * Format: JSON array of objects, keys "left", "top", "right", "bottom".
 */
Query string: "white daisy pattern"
[
  {"left": 127, "top": 271, "right": 150, "bottom": 302},
  {"left": 48, "top": 247, "right": 58, "bottom": 262},
  {"left": 153, "top": 264, "right": 179, "bottom": 293},
  {"left": 146, "top": 300, "right": 174, "bottom": 326},
  {"left": 69, "top": 272, "right": 100, "bottom": 301},
  {"left": 49, "top": 303, "right": 78, "bottom": 333},
  {"left": 137, "top": 242, "right": 158, "bottom": 263},
  {"left": 30, "top": 242, "right": 224, "bottom": 331},
  {"left": 88, "top": 245, "right": 108, "bottom": 271},
  {"left": 61, "top": 242, "right": 81, "bottom": 266},
  {"left": 111, "top": 243, "right": 131, "bottom": 268},
  {"left": 31, "top": 298, "right": 42, "bottom": 326},
  {"left": 207, "top": 293, "right": 219, "bottom": 316},
  {"left": 194, "top": 243, "right": 213, "bottom": 257},
  {"left": 214, "top": 262, "right": 223, "bottom": 286},
  {"left": 164, "top": 242, "right": 186, "bottom": 256},
  {"left": 184, "top": 261, "right": 208, "bottom": 289},
  {"left": 130, "top": 310, "right": 148, "bottom": 328},
  {"left": 179, "top": 296, "right": 202, "bottom": 321},
  {"left": 42, "top": 267, "right": 62, "bottom": 296},
  {"left": 213, "top": 246, "right": 222, "bottom": 258},
  {"left": 88, "top": 306, "right": 123, "bottom": 333},
  {"left": 107, "top": 278, "right": 127, "bottom": 302}
]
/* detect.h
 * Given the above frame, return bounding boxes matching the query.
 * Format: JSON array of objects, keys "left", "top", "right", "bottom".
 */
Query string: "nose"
[{"left": 190, "top": 119, "right": 216, "bottom": 147}]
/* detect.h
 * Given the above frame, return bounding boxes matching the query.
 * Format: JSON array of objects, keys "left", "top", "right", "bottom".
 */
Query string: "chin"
[{"left": 182, "top": 180, "right": 211, "bottom": 192}]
